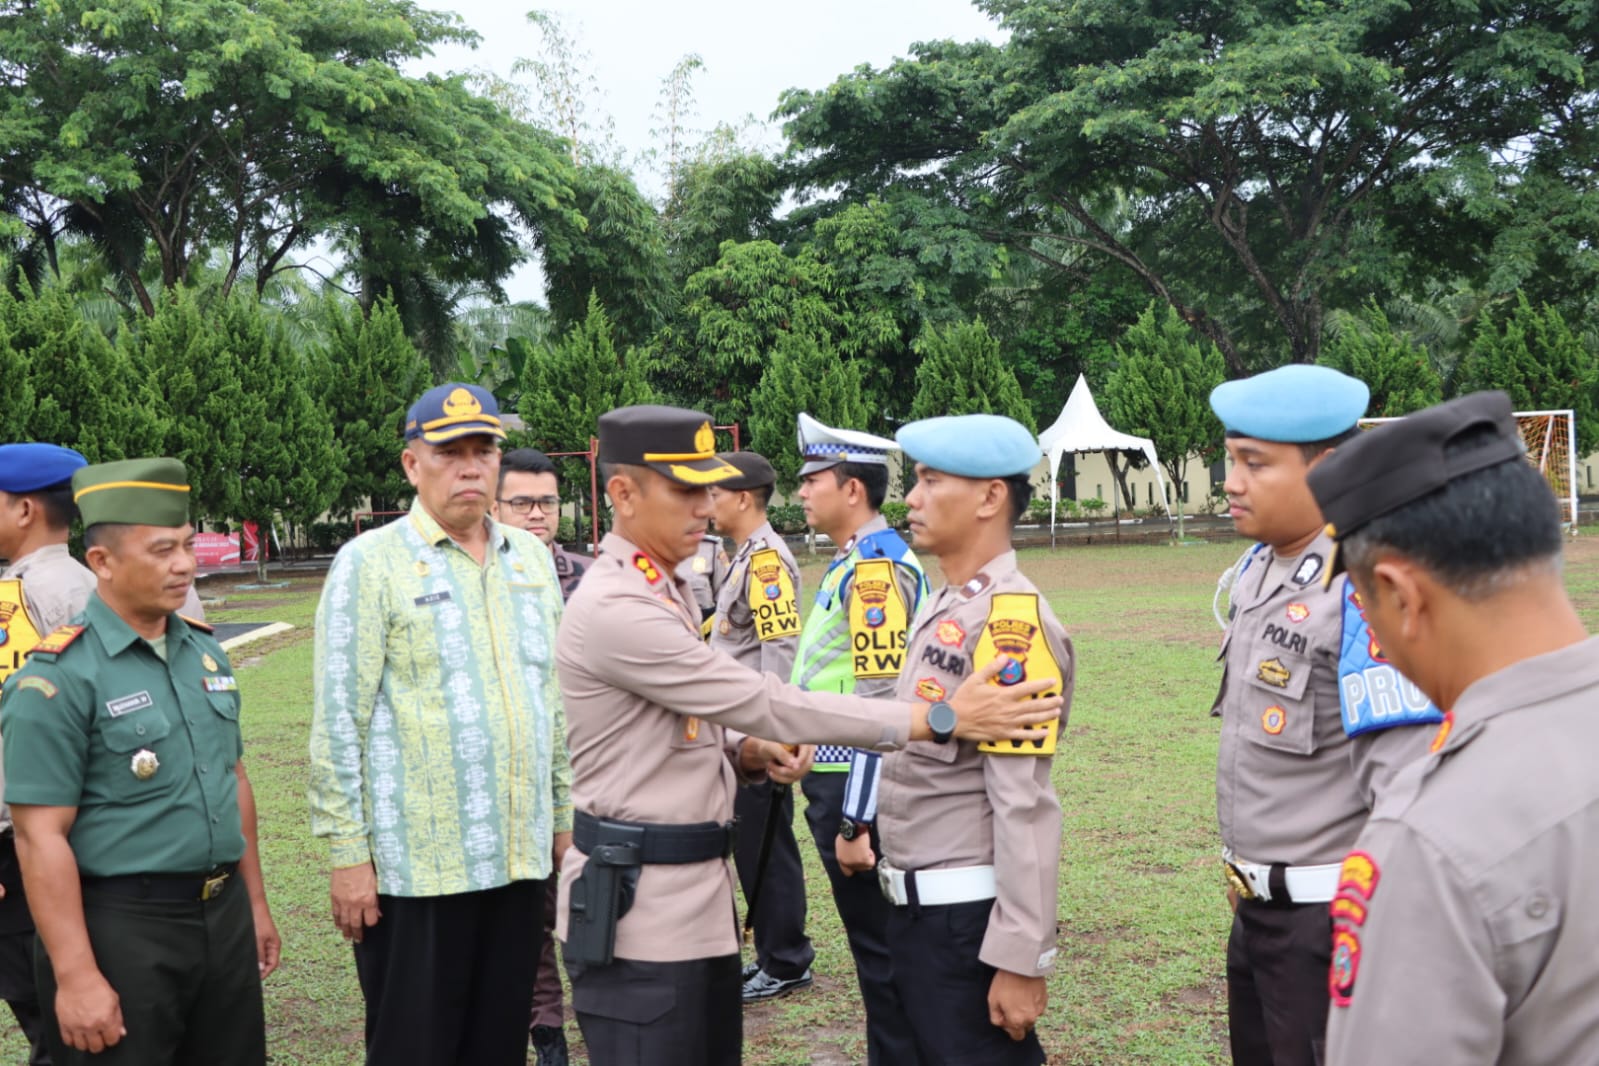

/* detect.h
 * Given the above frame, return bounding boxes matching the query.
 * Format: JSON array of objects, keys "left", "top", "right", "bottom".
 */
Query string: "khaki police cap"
[
  {"left": 598, "top": 405, "right": 740, "bottom": 487},
  {"left": 72, "top": 458, "right": 191, "bottom": 528}
]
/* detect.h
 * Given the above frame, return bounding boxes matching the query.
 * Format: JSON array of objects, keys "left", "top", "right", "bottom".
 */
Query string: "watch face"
[
  {"left": 929, "top": 701, "right": 958, "bottom": 742},
  {"left": 839, "top": 821, "right": 858, "bottom": 841}
]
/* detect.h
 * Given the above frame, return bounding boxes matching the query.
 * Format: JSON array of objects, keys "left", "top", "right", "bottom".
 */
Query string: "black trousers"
[
  {"left": 35, "top": 878, "right": 264, "bottom": 1066},
  {"left": 568, "top": 954, "right": 742, "bottom": 1066},
  {"left": 0, "top": 833, "right": 48, "bottom": 1065},
  {"left": 887, "top": 899, "right": 1046, "bottom": 1066},
  {"left": 353, "top": 879, "right": 545, "bottom": 1066},
  {"left": 732, "top": 781, "right": 814, "bottom": 980},
  {"left": 800, "top": 772, "right": 922, "bottom": 1065},
  {"left": 1227, "top": 899, "right": 1332, "bottom": 1066}
]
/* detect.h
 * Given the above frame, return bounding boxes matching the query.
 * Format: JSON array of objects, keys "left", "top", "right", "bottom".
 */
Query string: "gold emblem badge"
[
  {"left": 692, "top": 555, "right": 709, "bottom": 573},
  {"left": 130, "top": 749, "right": 160, "bottom": 780},
  {"left": 415, "top": 561, "right": 429, "bottom": 577},
  {"left": 202, "top": 653, "right": 218, "bottom": 672},
  {"left": 694, "top": 421, "right": 715, "bottom": 455},
  {"left": 442, "top": 387, "right": 482, "bottom": 417},
  {"left": 719, "top": 619, "right": 731, "bottom": 636}
]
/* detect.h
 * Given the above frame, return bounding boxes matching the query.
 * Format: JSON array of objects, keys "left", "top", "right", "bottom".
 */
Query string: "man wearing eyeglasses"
[
  {"left": 498, "top": 448, "right": 591, "bottom": 603},
  {"left": 493, "top": 447, "right": 588, "bottom": 1066}
]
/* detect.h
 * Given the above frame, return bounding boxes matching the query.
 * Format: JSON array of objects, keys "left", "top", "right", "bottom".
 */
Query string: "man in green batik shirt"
[
  {"left": 309, "top": 383, "right": 572, "bottom": 1066},
  {"left": 2, "top": 457, "right": 279, "bottom": 1065}
]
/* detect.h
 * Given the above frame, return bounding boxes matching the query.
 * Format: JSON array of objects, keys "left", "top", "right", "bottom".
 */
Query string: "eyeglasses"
[{"left": 497, "top": 495, "right": 561, "bottom": 515}]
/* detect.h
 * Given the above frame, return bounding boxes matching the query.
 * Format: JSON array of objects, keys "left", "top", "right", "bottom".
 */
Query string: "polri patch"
[
  {"left": 1285, "top": 603, "right": 1310, "bottom": 623},
  {"left": 203, "top": 675, "right": 239, "bottom": 693},
  {"left": 1256, "top": 658, "right": 1291, "bottom": 688},
  {"left": 413, "top": 590, "right": 452, "bottom": 607},
  {"left": 106, "top": 691, "right": 154, "bottom": 718},
  {"left": 15, "top": 676, "right": 57, "bottom": 698},
  {"left": 1293, "top": 554, "right": 1324, "bottom": 586},
  {"left": 1329, "top": 927, "right": 1361, "bottom": 1007},
  {"left": 1329, "top": 895, "right": 1368, "bottom": 926},
  {"left": 936, "top": 621, "right": 965, "bottom": 647},
  {"left": 915, "top": 677, "right": 947, "bottom": 702},
  {"left": 1337, "top": 851, "right": 1380, "bottom": 900}
]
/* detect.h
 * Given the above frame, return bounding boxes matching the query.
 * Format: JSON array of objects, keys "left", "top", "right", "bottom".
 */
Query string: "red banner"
[{"left": 193, "top": 532, "right": 241, "bottom": 569}]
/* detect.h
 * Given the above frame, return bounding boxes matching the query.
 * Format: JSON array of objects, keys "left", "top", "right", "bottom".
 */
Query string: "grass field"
[{"left": 5, "top": 535, "right": 1599, "bottom": 1064}]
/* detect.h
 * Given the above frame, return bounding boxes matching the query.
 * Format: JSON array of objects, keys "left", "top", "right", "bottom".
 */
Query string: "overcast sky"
[{"left": 406, "top": 1, "right": 1006, "bottom": 302}]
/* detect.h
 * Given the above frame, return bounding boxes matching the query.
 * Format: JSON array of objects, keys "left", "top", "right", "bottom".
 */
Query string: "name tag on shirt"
[
  {"left": 106, "top": 691, "right": 154, "bottom": 717},
  {"left": 414, "top": 590, "right": 452, "bottom": 607}
]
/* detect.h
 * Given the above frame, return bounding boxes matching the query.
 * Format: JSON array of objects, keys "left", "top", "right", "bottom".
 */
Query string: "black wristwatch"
[
  {"left": 838, "top": 819, "right": 866, "bottom": 841},
  {"left": 927, "top": 700, "right": 958, "bottom": 745}
]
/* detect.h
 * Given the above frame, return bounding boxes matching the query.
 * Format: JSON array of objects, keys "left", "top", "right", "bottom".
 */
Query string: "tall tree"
[
  {"left": 778, "top": 1, "right": 1599, "bottom": 368},
  {"left": 1103, "top": 304, "right": 1226, "bottom": 537},
  {"left": 220, "top": 296, "right": 343, "bottom": 576},
  {"left": 1456, "top": 292, "right": 1599, "bottom": 453},
  {"left": 0, "top": 0, "right": 577, "bottom": 315},
  {"left": 907, "top": 318, "right": 1034, "bottom": 430},
  {"left": 747, "top": 332, "right": 870, "bottom": 494},
  {"left": 320, "top": 297, "right": 430, "bottom": 515},
  {"left": 1319, "top": 301, "right": 1444, "bottom": 418}
]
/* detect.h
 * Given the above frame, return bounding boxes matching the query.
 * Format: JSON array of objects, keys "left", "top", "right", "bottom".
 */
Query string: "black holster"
[{"left": 564, "top": 824, "right": 644, "bottom": 967}]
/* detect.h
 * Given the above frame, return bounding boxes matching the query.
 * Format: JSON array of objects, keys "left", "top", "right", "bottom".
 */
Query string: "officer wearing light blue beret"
[
  {"left": 877, "top": 411, "right": 1072, "bottom": 1064},
  {"left": 1208, "top": 365, "right": 1440, "bottom": 1066}
]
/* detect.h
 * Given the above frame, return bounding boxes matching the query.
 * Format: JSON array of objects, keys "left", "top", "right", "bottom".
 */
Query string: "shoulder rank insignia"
[
  {"left": 30, "top": 624, "right": 85, "bottom": 657},
  {"left": 633, "top": 552, "right": 662, "bottom": 584},
  {"left": 180, "top": 614, "right": 214, "bottom": 634},
  {"left": 975, "top": 592, "right": 1061, "bottom": 756}
]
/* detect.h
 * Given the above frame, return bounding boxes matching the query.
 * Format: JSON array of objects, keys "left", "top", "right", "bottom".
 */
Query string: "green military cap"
[
  {"left": 72, "top": 458, "right": 191, "bottom": 528},
  {"left": 598, "top": 405, "right": 740, "bottom": 486}
]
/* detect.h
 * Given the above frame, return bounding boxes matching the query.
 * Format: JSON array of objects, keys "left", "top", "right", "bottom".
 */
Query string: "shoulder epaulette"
[
  {"left": 180, "top": 614, "right": 214, "bottom": 634},
  {"left": 30, "top": 624, "right": 86, "bottom": 658}
]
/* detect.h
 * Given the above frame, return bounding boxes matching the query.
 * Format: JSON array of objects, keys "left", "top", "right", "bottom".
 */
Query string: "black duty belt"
[
  {"left": 83, "top": 863, "right": 239, "bottom": 903},
  {"left": 573, "top": 810, "right": 736, "bottom": 864}
]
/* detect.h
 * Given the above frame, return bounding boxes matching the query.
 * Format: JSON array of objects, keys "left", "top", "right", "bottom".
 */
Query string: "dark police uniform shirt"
[{"left": 0, "top": 595, "right": 245, "bottom": 877}]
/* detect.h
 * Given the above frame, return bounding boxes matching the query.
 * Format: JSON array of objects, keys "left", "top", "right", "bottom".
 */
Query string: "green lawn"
[{"left": 4, "top": 537, "right": 1598, "bottom": 1064}]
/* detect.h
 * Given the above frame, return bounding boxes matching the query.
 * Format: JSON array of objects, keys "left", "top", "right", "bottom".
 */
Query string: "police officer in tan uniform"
[
  {"left": 1210, "top": 366, "right": 1437, "bottom": 1066},
  {"left": 1307, "top": 392, "right": 1599, "bottom": 1065},
  {"left": 707, "top": 451, "right": 815, "bottom": 1000},
  {"left": 863, "top": 414, "right": 1070, "bottom": 1065},
  {"left": 679, "top": 533, "right": 730, "bottom": 634},
  {"left": 0, "top": 443, "right": 92, "bottom": 1065},
  {"left": 553, "top": 404, "right": 1064, "bottom": 1066}
]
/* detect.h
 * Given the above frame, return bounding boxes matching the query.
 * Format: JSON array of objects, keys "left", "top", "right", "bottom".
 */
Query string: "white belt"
[
  {"left": 1222, "top": 849, "right": 1341, "bottom": 904},
  {"left": 878, "top": 861, "right": 997, "bottom": 907}
]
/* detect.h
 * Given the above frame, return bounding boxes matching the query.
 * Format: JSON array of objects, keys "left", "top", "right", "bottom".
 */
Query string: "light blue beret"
[
  {"left": 896, "top": 415, "right": 1042, "bottom": 478},
  {"left": 0, "top": 443, "right": 87, "bottom": 493},
  {"left": 1209, "top": 365, "right": 1369, "bottom": 443}
]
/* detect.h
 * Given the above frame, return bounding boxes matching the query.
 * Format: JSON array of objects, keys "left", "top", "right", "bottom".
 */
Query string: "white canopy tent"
[{"left": 1037, "top": 374, "right": 1173, "bottom": 536}]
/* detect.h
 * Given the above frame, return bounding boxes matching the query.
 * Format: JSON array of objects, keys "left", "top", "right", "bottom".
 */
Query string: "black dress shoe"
[
  {"left": 742, "top": 967, "right": 814, "bottom": 1003},
  {"left": 531, "top": 1024, "right": 569, "bottom": 1066}
]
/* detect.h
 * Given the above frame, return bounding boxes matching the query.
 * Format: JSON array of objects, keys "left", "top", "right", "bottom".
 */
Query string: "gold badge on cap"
[
  {"left": 131, "top": 749, "right": 160, "bottom": 780},
  {"left": 202, "top": 653, "right": 218, "bottom": 672},
  {"left": 695, "top": 421, "right": 715, "bottom": 455},
  {"left": 443, "top": 387, "right": 482, "bottom": 417}
]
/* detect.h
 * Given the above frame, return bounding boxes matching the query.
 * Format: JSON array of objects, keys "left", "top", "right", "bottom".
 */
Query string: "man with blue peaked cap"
[
  {"left": 0, "top": 443, "right": 94, "bottom": 1064},
  {"left": 790, "top": 412, "right": 930, "bottom": 1060},
  {"left": 1305, "top": 393, "right": 1599, "bottom": 1066},
  {"left": 1208, "top": 365, "right": 1438, "bottom": 1066},
  {"left": 311, "top": 382, "right": 571, "bottom": 1066},
  {"left": 867, "top": 414, "right": 1073, "bottom": 1064},
  {"left": 2, "top": 458, "right": 278, "bottom": 1065}
]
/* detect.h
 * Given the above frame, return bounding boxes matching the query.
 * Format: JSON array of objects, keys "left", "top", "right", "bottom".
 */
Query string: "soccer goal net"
[{"left": 1359, "top": 409, "right": 1578, "bottom": 528}]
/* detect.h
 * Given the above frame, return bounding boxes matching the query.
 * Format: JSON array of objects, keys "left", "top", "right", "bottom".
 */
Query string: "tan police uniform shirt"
[
  {"left": 0, "top": 543, "right": 95, "bottom": 832},
  {"left": 1326, "top": 637, "right": 1599, "bottom": 1066},
  {"left": 555, "top": 531, "right": 915, "bottom": 963},
  {"left": 1213, "top": 530, "right": 1433, "bottom": 866},
  {"left": 678, "top": 534, "right": 729, "bottom": 619},
  {"left": 876, "top": 551, "right": 1073, "bottom": 977},
  {"left": 710, "top": 520, "right": 800, "bottom": 679}
]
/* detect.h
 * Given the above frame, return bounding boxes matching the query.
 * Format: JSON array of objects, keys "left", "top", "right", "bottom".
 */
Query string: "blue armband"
[{"left": 1338, "top": 577, "right": 1444, "bottom": 736}]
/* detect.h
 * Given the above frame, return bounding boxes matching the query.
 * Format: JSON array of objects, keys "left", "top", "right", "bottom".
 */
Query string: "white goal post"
[{"left": 1360, "top": 409, "right": 1579, "bottom": 528}]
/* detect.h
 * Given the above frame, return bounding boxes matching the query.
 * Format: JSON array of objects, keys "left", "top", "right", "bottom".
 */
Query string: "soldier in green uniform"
[{"left": 0, "top": 458, "right": 280, "bottom": 1065}]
